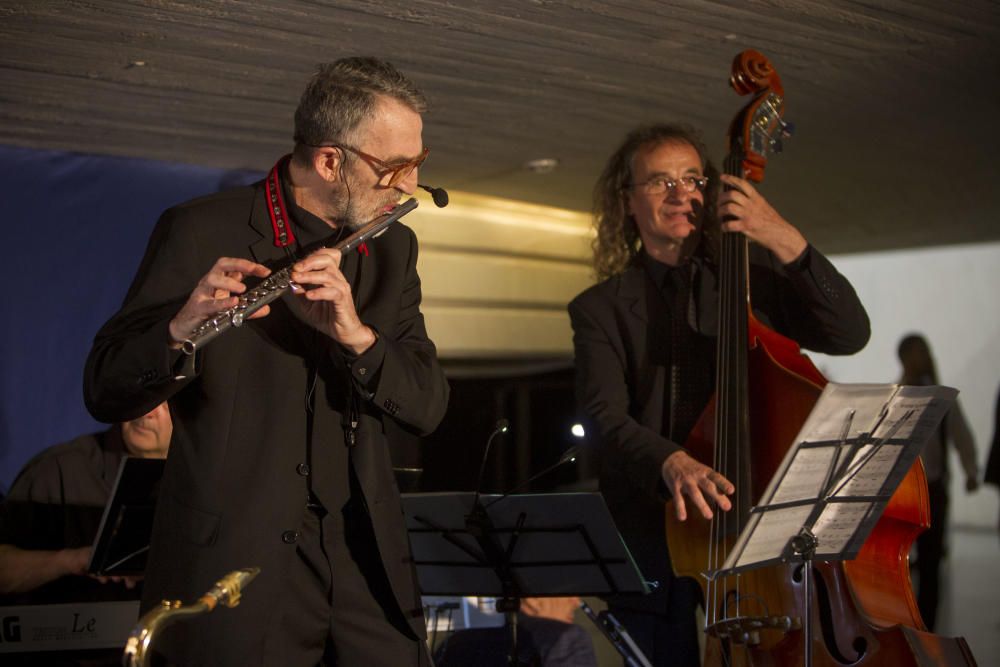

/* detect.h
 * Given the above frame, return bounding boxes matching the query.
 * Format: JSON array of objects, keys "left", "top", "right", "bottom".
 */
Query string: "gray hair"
[{"left": 293, "top": 57, "right": 426, "bottom": 157}]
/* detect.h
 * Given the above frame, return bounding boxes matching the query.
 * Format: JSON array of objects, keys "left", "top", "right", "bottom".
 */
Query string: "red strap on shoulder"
[{"left": 265, "top": 155, "right": 297, "bottom": 248}]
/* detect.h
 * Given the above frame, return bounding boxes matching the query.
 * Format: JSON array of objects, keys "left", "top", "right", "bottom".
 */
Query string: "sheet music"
[
  {"left": 884, "top": 387, "right": 956, "bottom": 443},
  {"left": 770, "top": 447, "right": 837, "bottom": 504},
  {"left": 708, "top": 382, "right": 958, "bottom": 579},
  {"left": 831, "top": 444, "right": 904, "bottom": 497},
  {"left": 728, "top": 505, "right": 813, "bottom": 569},
  {"left": 795, "top": 383, "right": 897, "bottom": 443},
  {"left": 812, "top": 501, "right": 873, "bottom": 554}
]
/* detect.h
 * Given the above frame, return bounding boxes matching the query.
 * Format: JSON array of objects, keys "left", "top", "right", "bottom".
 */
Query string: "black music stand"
[
  {"left": 705, "top": 382, "right": 957, "bottom": 667},
  {"left": 403, "top": 491, "right": 647, "bottom": 667},
  {"left": 88, "top": 457, "right": 165, "bottom": 575}
]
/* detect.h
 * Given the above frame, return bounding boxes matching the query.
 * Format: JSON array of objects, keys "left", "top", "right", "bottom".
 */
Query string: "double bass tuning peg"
[{"left": 769, "top": 119, "right": 795, "bottom": 153}]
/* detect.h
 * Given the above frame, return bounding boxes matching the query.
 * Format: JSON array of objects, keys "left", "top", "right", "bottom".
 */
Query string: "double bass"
[{"left": 665, "top": 49, "right": 978, "bottom": 666}]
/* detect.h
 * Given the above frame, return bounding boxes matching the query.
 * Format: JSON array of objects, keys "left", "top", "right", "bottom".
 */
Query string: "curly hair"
[
  {"left": 292, "top": 57, "right": 427, "bottom": 163},
  {"left": 591, "top": 123, "right": 720, "bottom": 280}
]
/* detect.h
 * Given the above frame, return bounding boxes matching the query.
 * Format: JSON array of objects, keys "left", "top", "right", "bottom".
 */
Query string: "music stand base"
[
  {"left": 790, "top": 527, "right": 819, "bottom": 667},
  {"left": 496, "top": 596, "right": 522, "bottom": 667}
]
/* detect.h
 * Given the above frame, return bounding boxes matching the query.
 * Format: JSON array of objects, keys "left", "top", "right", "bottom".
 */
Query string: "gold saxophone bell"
[{"left": 122, "top": 567, "right": 260, "bottom": 667}]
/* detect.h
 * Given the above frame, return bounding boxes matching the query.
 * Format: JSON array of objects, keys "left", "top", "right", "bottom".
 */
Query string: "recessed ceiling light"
[{"left": 523, "top": 158, "right": 559, "bottom": 174}]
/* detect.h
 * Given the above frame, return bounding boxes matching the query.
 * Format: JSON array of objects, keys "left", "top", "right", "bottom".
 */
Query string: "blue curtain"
[{"left": 0, "top": 145, "right": 262, "bottom": 492}]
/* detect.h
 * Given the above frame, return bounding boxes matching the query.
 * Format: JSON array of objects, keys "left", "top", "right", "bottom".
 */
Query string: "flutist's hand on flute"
[
  {"left": 286, "top": 247, "right": 378, "bottom": 355},
  {"left": 168, "top": 257, "right": 272, "bottom": 348}
]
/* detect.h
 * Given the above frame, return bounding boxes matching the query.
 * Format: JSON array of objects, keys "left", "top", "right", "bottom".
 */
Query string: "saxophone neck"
[
  {"left": 122, "top": 568, "right": 260, "bottom": 667},
  {"left": 203, "top": 567, "right": 260, "bottom": 609},
  {"left": 123, "top": 600, "right": 209, "bottom": 667}
]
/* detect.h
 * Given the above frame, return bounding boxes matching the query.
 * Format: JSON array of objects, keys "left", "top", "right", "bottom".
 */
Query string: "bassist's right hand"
[{"left": 662, "top": 451, "right": 735, "bottom": 521}]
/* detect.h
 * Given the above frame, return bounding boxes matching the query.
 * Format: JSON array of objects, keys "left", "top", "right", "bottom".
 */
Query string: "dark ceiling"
[{"left": 2, "top": 0, "right": 998, "bottom": 254}]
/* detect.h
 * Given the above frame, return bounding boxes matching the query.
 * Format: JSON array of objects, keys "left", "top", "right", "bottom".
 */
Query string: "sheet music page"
[
  {"left": 770, "top": 446, "right": 836, "bottom": 504},
  {"left": 883, "top": 385, "right": 958, "bottom": 442},
  {"left": 794, "top": 383, "right": 897, "bottom": 444},
  {"left": 827, "top": 384, "right": 957, "bottom": 498},
  {"left": 832, "top": 444, "right": 905, "bottom": 497},
  {"left": 813, "top": 501, "right": 873, "bottom": 554},
  {"left": 726, "top": 505, "right": 813, "bottom": 570},
  {"left": 713, "top": 382, "right": 957, "bottom": 576}
]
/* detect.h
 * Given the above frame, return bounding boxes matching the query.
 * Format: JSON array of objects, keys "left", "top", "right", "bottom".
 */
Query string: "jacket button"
[
  {"left": 281, "top": 530, "right": 298, "bottom": 544},
  {"left": 358, "top": 367, "right": 367, "bottom": 375},
  {"left": 296, "top": 463, "right": 311, "bottom": 476}
]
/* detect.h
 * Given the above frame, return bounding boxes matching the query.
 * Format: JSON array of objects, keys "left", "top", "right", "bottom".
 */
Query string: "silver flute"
[{"left": 181, "top": 197, "right": 418, "bottom": 355}]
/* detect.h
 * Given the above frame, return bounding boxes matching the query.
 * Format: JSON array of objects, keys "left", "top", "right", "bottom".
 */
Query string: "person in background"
[
  {"left": 897, "top": 333, "right": 979, "bottom": 631},
  {"left": 985, "top": 383, "right": 1000, "bottom": 536},
  {"left": 436, "top": 596, "right": 597, "bottom": 667},
  {"left": 0, "top": 402, "right": 171, "bottom": 601}
]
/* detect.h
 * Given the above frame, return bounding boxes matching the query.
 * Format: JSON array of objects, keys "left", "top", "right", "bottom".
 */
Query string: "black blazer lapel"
[
  {"left": 620, "top": 263, "right": 671, "bottom": 437},
  {"left": 247, "top": 184, "right": 289, "bottom": 267},
  {"left": 617, "top": 263, "right": 648, "bottom": 326}
]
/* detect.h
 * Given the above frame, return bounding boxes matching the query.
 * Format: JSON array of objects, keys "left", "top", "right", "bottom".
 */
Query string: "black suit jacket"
[
  {"left": 568, "top": 245, "right": 870, "bottom": 611},
  {"left": 84, "top": 183, "right": 449, "bottom": 665}
]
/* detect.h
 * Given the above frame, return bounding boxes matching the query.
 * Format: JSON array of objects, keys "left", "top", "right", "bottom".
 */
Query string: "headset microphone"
[{"left": 418, "top": 183, "right": 449, "bottom": 208}]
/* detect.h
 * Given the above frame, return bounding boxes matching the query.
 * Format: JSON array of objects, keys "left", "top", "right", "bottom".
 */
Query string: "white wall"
[{"left": 812, "top": 241, "right": 1000, "bottom": 528}]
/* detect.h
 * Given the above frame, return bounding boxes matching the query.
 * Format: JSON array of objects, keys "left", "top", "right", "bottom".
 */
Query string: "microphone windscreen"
[
  {"left": 418, "top": 183, "right": 450, "bottom": 208},
  {"left": 431, "top": 187, "right": 449, "bottom": 208}
]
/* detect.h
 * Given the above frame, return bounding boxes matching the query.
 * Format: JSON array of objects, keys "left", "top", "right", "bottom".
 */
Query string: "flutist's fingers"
[
  {"left": 169, "top": 257, "right": 271, "bottom": 346},
  {"left": 288, "top": 248, "right": 376, "bottom": 354},
  {"left": 290, "top": 249, "right": 354, "bottom": 307},
  {"left": 291, "top": 248, "right": 345, "bottom": 281}
]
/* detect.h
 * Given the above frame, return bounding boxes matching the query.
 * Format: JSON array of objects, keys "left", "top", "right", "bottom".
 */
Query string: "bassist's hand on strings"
[
  {"left": 169, "top": 257, "right": 272, "bottom": 348},
  {"left": 717, "top": 173, "right": 807, "bottom": 265},
  {"left": 662, "top": 451, "right": 734, "bottom": 521}
]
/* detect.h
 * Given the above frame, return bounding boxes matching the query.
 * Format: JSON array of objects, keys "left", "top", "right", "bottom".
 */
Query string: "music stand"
[
  {"left": 88, "top": 457, "right": 165, "bottom": 576},
  {"left": 403, "top": 491, "right": 647, "bottom": 666},
  {"left": 705, "top": 382, "right": 957, "bottom": 667}
]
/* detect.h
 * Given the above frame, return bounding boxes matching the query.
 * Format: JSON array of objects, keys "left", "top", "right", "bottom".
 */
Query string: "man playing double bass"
[{"left": 569, "top": 123, "right": 870, "bottom": 666}]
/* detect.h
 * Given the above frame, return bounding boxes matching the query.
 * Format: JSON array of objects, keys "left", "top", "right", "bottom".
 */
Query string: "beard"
[{"left": 330, "top": 176, "right": 400, "bottom": 232}]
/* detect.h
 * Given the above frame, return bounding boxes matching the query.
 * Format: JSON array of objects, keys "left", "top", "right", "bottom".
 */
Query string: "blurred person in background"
[
  {"left": 897, "top": 333, "right": 979, "bottom": 630},
  {"left": 984, "top": 383, "right": 999, "bottom": 535},
  {"left": 435, "top": 596, "right": 597, "bottom": 667}
]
